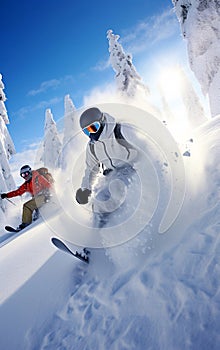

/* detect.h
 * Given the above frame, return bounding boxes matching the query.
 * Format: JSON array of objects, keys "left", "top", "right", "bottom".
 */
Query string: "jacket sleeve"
[
  {"left": 6, "top": 183, "right": 27, "bottom": 198},
  {"left": 119, "top": 123, "right": 140, "bottom": 164},
  {"left": 81, "top": 144, "right": 100, "bottom": 190}
]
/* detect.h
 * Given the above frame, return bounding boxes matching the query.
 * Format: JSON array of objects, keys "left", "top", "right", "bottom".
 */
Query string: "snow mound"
[{"left": 0, "top": 116, "right": 220, "bottom": 349}]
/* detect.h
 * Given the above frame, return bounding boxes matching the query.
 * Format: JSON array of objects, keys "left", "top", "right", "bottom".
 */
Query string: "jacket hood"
[{"left": 98, "top": 113, "right": 116, "bottom": 141}]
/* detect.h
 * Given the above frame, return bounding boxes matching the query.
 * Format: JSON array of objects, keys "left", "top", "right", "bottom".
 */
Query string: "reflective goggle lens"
[
  {"left": 21, "top": 171, "right": 30, "bottom": 178},
  {"left": 83, "top": 121, "right": 100, "bottom": 136}
]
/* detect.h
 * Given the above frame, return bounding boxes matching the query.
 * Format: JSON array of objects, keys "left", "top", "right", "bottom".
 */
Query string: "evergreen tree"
[
  {"left": 41, "top": 109, "right": 62, "bottom": 169},
  {"left": 107, "top": 30, "right": 162, "bottom": 118},
  {"left": 107, "top": 30, "right": 150, "bottom": 99},
  {"left": 0, "top": 74, "right": 16, "bottom": 217},
  {"left": 63, "top": 94, "right": 78, "bottom": 146},
  {"left": 0, "top": 74, "right": 15, "bottom": 159},
  {"left": 178, "top": 65, "right": 207, "bottom": 128},
  {"left": 0, "top": 73, "right": 9, "bottom": 124},
  {"left": 62, "top": 95, "right": 85, "bottom": 169},
  {"left": 172, "top": 0, "right": 220, "bottom": 117}
]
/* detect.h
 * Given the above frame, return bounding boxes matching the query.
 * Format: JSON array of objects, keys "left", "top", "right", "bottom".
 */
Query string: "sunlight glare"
[
  {"left": 159, "top": 66, "right": 183, "bottom": 100},
  {"left": 158, "top": 66, "right": 191, "bottom": 141}
]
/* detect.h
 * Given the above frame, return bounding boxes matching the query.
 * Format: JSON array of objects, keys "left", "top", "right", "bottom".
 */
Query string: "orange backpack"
[{"left": 36, "top": 167, "right": 54, "bottom": 184}]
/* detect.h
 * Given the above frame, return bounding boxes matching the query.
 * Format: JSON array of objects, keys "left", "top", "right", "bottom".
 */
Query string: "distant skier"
[
  {"left": 1, "top": 165, "right": 53, "bottom": 231},
  {"left": 75, "top": 107, "right": 140, "bottom": 226}
]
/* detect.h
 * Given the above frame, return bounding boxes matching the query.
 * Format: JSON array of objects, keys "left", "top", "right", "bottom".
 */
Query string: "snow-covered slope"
[{"left": 0, "top": 116, "right": 220, "bottom": 349}]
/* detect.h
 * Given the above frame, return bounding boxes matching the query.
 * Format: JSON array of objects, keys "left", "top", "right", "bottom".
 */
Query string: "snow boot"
[{"left": 17, "top": 223, "right": 30, "bottom": 231}]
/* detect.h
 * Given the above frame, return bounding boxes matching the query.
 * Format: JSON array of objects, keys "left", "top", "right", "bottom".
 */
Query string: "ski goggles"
[
  {"left": 83, "top": 121, "right": 101, "bottom": 136},
  {"left": 20, "top": 171, "right": 31, "bottom": 178},
  {"left": 20, "top": 170, "right": 31, "bottom": 177}
]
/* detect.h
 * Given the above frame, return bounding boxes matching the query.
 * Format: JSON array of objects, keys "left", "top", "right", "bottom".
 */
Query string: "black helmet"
[
  {"left": 80, "top": 107, "right": 103, "bottom": 129},
  {"left": 20, "top": 165, "right": 32, "bottom": 180}
]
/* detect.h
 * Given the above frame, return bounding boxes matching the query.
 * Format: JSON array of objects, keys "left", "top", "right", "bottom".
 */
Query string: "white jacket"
[{"left": 81, "top": 113, "right": 139, "bottom": 190}]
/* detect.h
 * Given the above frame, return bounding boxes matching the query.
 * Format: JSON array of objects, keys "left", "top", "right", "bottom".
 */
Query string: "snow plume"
[
  {"left": 40, "top": 109, "right": 62, "bottom": 170},
  {"left": 182, "top": 114, "right": 220, "bottom": 226},
  {"left": 157, "top": 62, "right": 210, "bottom": 148},
  {"left": 172, "top": 0, "right": 220, "bottom": 117},
  {"left": 158, "top": 85, "right": 176, "bottom": 126},
  {"left": 50, "top": 103, "right": 185, "bottom": 256},
  {"left": 83, "top": 82, "right": 123, "bottom": 106},
  {"left": 1, "top": 110, "right": 220, "bottom": 350}
]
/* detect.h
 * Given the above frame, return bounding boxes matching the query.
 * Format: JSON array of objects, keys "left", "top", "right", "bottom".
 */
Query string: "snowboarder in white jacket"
[{"left": 75, "top": 107, "right": 139, "bottom": 208}]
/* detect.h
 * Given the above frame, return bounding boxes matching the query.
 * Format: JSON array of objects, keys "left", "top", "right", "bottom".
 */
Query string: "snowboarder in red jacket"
[{"left": 1, "top": 165, "right": 52, "bottom": 231}]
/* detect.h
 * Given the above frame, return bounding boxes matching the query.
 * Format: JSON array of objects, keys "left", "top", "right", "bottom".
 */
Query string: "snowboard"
[
  {"left": 5, "top": 225, "right": 21, "bottom": 233},
  {"left": 51, "top": 237, "right": 90, "bottom": 264}
]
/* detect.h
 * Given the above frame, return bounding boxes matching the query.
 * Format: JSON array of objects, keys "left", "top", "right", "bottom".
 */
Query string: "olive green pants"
[{"left": 22, "top": 194, "right": 46, "bottom": 224}]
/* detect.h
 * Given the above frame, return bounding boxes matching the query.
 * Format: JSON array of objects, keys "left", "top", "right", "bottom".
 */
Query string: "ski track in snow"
[
  {"left": 37, "top": 202, "right": 220, "bottom": 350},
  {"left": 1, "top": 209, "right": 220, "bottom": 350},
  {"left": 1, "top": 215, "right": 219, "bottom": 350}
]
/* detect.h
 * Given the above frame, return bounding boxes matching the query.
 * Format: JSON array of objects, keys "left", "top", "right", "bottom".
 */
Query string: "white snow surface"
[{"left": 0, "top": 116, "right": 220, "bottom": 349}]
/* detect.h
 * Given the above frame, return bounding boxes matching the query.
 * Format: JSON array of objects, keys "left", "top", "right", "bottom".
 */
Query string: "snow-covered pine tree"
[
  {"left": 172, "top": 0, "right": 220, "bottom": 117},
  {"left": 62, "top": 95, "right": 85, "bottom": 170},
  {"left": 107, "top": 30, "right": 162, "bottom": 118},
  {"left": 107, "top": 29, "right": 150, "bottom": 99},
  {"left": 177, "top": 65, "right": 207, "bottom": 128},
  {"left": 63, "top": 94, "right": 78, "bottom": 146},
  {"left": 0, "top": 73, "right": 9, "bottom": 125},
  {"left": 0, "top": 74, "right": 16, "bottom": 217},
  {"left": 0, "top": 74, "right": 16, "bottom": 160},
  {"left": 41, "top": 109, "right": 62, "bottom": 170}
]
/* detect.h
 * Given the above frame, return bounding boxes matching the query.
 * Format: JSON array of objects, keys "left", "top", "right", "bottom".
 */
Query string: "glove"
[
  {"left": 103, "top": 168, "right": 113, "bottom": 176},
  {"left": 76, "top": 188, "right": 91, "bottom": 205},
  {"left": 1, "top": 193, "right": 7, "bottom": 199}
]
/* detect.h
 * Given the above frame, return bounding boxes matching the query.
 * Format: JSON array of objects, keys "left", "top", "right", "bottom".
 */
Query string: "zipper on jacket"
[{"left": 98, "top": 140, "right": 116, "bottom": 169}]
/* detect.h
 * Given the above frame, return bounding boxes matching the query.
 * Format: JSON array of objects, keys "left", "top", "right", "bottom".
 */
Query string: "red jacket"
[{"left": 6, "top": 170, "right": 51, "bottom": 198}]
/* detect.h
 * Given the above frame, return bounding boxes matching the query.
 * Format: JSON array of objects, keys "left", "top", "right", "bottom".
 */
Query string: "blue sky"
[{"left": 1, "top": 0, "right": 193, "bottom": 153}]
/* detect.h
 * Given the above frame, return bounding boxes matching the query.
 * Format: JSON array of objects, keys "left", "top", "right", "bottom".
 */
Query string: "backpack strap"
[
  {"left": 34, "top": 170, "right": 39, "bottom": 186},
  {"left": 113, "top": 123, "right": 134, "bottom": 159}
]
